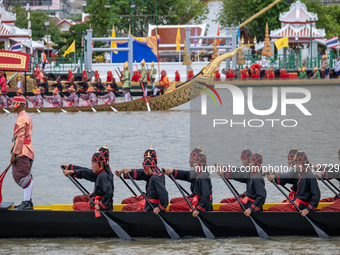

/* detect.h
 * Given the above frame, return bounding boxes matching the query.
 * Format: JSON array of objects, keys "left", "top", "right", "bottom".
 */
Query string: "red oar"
[{"left": 0, "top": 163, "right": 12, "bottom": 204}]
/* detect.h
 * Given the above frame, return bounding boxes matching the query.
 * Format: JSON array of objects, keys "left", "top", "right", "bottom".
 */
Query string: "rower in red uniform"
[
  {"left": 241, "top": 68, "right": 249, "bottom": 80},
  {"left": 314, "top": 147, "right": 340, "bottom": 211},
  {"left": 61, "top": 150, "right": 113, "bottom": 214},
  {"left": 63, "top": 86, "right": 79, "bottom": 107},
  {"left": 26, "top": 89, "right": 44, "bottom": 108},
  {"left": 267, "top": 150, "right": 320, "bottom": 216},
  {"left": 82, "top": 70, "right": 88, "bottom": 81},
  {"left": 228, "top": 69, "right": 235, "bottom": 80},
  {"left": 188, "top": 69, "right": 194, "bottom": 80},
  {"left": 44, "top": 88, "right": 63, "bottom": 108},
  {"left": 174, "top": 71, "right": 180, "bottom": 82},
  {"left": 131, "top": 71, "right": 140, "bottom": 82},
  {"left": 250, "top": 63, "right": 261, "bottom": 70},
  {"left": 255, "top": 68, "right": 260, "bottom": 79},
  {"left": 213, "top": 70, "right": 221, "bottom": 81},
  {"left": 80, "top": 86, "right": 98, "bottom": 106},
  {"left": 10, "top": 96, "right": 35, "bottom": 210},
  {"left": 66, "top": 69, "right": 73, "bottom": 82},
  {"left": 118, "top": 146, "right": 157, "bottom": 211},
  {"left": 116, "top": 152, "right": 169, "bottom": 215},
  {"left": 0, "top": 71, "right": 7, "bottom": 92},
  {"left": 219, "top": 146, "right": 253, "bottom": 203},
  {"left": 106, "top": 71, "right": 113, "bottom": 83},
  {"left": 164, "top": 151, "right": 213, "bottom": 217},
  {"left": 225, "top": 69, "right": 230, "bottom": 80},
  {"left": 218, "top": 151, "right": 266, "bottom": 216},
  {"left": 269, "top": 68, "right": 275, "bottom": 79},
  {"left": 94, "top": 70, "right": 100, "bottom": 80},
  {"left": 250, "top": 68, "right": 255, "bottom": 79}
]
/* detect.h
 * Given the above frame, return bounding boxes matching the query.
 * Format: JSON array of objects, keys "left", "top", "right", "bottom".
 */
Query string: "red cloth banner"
[{"left": 0, "top": 51, "right": 30, "bottom": 71}]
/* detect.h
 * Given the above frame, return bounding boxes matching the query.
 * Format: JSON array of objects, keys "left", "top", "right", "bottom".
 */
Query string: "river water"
[{"left": 0, "top": 86, "right": 340, "bottom": 254}]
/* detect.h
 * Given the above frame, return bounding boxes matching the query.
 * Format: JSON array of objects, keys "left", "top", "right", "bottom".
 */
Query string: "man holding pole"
[
  {"left": 140, "top": 59, "right": 148, "bottom": 96},
  {"left": 10, "top": 96, "right": 35, "bottom": 210}
]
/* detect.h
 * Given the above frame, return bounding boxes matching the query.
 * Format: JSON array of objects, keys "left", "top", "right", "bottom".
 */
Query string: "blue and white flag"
[
  {"left": 10, "top": 42, "right": 21, "bottom": 52},
  {"left": 325, "top": 35, "right": 338, "bottom": 49}
]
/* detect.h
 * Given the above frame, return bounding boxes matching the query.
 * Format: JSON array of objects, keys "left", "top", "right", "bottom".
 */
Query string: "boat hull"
[{"left": 1, "top": 210, "right": 339, "bottom": 238}]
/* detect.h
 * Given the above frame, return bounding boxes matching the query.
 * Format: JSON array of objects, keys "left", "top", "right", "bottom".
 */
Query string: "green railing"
[
  {"left": 34, "top": 53, "right": 83, "bottom": 73},
  {"left": 237, "top": 51, "right": 339, "bottom": 70}
]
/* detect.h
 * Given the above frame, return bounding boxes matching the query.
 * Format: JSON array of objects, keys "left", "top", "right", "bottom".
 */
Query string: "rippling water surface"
[{"left": 0, "top": 86, "right": 339, "bottom": 254}]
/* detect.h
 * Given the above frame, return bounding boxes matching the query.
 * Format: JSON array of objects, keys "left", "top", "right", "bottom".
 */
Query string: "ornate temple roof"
[
  {"left": 279, "top": 0, "right": 318, "bottom": 24},
  {"left": 270, "top": 23, "right": 325, "bottom": 40},
  {"left": 0, "top": 5, "right": 16, "bottom": 24}
]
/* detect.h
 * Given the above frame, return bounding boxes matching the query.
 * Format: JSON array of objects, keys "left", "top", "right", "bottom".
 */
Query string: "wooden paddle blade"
[
  {"left": 250, "top": 216, "right": 270, "bottom": 240},
  {"left": 91, "top": 107, "right": 97, "bottom": 112},
  {"left": 101, "top": 212, "right": 133, "bottom": 241},
  {"left": 110, "top": 106, "right": 118, "bottom": 112},
  {"left": 3, "top": 108, "right": 10, "bottom": 113},
  {"left": 146, "top": 103, "right": 151, "bottom": 112},
  {"left": 306, "top": 216, "right": 330, "bottom": 239},
  {"left": 198, "top": 216, "right": 215, "bottom": 239},
  {"left": 159, "top": 215, "right": 181, "bottom": 240},
  {"left": 37, "top": 108, "right": 41, "bottom": 113},
  {"left": 61, "top": 108, "right": 67, "bottom": 113}
]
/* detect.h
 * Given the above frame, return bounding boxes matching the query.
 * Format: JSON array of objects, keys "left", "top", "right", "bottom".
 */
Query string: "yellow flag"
[
  {"left": 274, "top": 36, "right": 289, "bottom": 50},
  {"left": 110, "top": 25, "right": 118, "bottom": 54},
  {"left": 176, "top": 26, "right": 181, "bottom": 52},
  {"left": 63, "top": 40, "right": 75, "bottom": 57}
]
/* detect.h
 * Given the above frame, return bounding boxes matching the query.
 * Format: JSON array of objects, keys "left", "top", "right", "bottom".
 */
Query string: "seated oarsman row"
[
  {"left": 117, "top": 146, "right": 157, "bottom": 211},
  {"left": 58, "top": 145, "right": 340, "bottom": 214},
  {"left": 219, "top": 146, "right": 253, "bottom": 204},
  {"left": 26, "top": 89, "right": 44, "bottom": 108},
  {"left": 115, "top": 152, "right": 168, "bottom": 215},
  {"left": 80, "top": 87, "right": 98, "bottom": 106},
  {"left": 44, "top": 88, "right": 63, "bottom": 108},
  {"left": 63, "top": 86, "right": 79, "bottom": 107},
  {"left": 216, "top": 151, "right": 266, "bottom": 216},
  {"left": 314, "top": 147, "right": 340, "bottom": 211},
  {"left": 61, "top": 147, "right": 114, "bottom": 214},
  {"left": 164, "top": 151, "right": 213, "bottom": 217}
]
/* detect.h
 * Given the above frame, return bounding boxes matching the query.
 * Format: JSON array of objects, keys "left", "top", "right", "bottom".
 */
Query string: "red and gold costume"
[
  {"left": 214, "top": 70, "right": 221, "bottom": 81},
  {"left": 106, "top": 71, "right": 113, "bottom": 83},
  {"left": 174, "top": 71, "right": 180, "bottom": 82},
  {"left": 131, "top": 71, "right": 140, "bottom": 82},
  {"left": 188, "top": 69, "right": 194, "bottom": 80},
  {"left": 66, "top": 69, "right": 73, "bottom": 82}
]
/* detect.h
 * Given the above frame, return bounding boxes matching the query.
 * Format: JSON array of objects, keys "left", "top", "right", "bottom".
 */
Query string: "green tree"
[
  {"left": 217, "top": 0, "right": 340, "bottom": 41},
  {"left": 217, "top": 0, "right": 292, "bottom": 41},
  {"left": 85, "top": 0, "right": 208, "bottom": 37},
  {"left": 301, "top": 0, "right": 340, "bottom": 39},
  {"left": 13, "top": 4, "right": 61, "bottom": 42}
]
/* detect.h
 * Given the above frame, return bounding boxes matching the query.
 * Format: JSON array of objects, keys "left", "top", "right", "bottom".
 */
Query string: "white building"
[{"left": 0, "top": 5, "right": 44, "bottom": 59}]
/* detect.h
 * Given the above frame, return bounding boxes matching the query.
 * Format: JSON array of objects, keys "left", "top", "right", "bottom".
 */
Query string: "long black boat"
[{"left": 0, "top": 202, "right": 338, "bottom": 238}]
